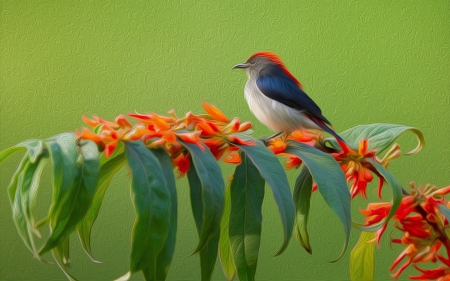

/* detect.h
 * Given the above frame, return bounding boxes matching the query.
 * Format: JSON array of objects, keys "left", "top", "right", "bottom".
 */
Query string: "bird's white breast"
[{"left": 244, "top": 78, "right": 320, "bottom": 133}]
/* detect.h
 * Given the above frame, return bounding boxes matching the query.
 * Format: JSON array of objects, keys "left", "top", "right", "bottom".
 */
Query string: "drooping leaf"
[
  {"left": 18, "top": 139, "right": 45, "bottom": 163},
  {"left": 235, "top": 140, "right": 294, "bottom": 256},
  {"left": 0, "top": 146, "right": 26, "bottom": 165},
  {"left": 200, "top": 232, "right": 220, "bottom": 281},
  {"left": 186, "top": 165, "right": 221, "bottom": 281},
  {"left": 181, "top": 141, "right": 225, "bottom": 255},
  {"left": 285, "top": 140, "right": 350, "bottom": 262},
  {"left": 328, "top": 124, "right": 424, "bottom": 155},
  {"left": 124, "top": 141, "right": 171, "bottom": 275},
  {"left": 45, "top": 133, "right": 79, "bottom": 218},
  {"left": 229, "top": 152, "right": 265, "bottom": 281},
  {"left": 1, "top": 139, "right": 45, "bottom": 165},
  {"left": 40, "top": 136, "right": 100, "bottom": 255},
  {"left": 293, "top": 165, "right": 313, "bottom": 254},
  {"left": 219, "top": 184, "right": 236, "bottom": 281},
  {"left": 78, "top": 144, "right": 126, "bottom": 263},
  {"left": 142, "top": 148, "right": 178, "bottom": 281},
  {"left": 353, "top": 160, "right": 402, "bottom": 232},
  {"left": 8, "top": 155, "right": 38, "bottom": 257},
  {"left": 52, "top": 237, "right": 77, "bottom": 281},
  {"left": 350, "top": 232, "right": 375, "bottom": 281}
]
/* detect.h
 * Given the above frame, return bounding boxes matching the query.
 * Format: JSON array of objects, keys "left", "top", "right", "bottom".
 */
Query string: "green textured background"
[{"left": 1, "top": 1, "right": 449, "bottom": 280}]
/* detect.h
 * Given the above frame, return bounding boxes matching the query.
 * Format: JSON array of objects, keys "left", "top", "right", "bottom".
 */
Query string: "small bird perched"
[{"left": 233, "top": 52, "right": 345, "bottom": 143}]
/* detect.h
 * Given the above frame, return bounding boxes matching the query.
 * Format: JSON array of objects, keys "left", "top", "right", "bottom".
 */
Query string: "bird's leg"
[{"left": 259, "top": 132, "right": 282, "bottom": 146}]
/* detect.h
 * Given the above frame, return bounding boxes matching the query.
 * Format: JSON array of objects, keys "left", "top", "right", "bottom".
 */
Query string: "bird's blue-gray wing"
[{"left": 256, "top": 71, "right": 331, "bottom": 125}]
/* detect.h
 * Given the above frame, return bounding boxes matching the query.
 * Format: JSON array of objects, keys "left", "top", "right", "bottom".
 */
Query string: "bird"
[{"left": 233, "top": 51, "right": 345, "bottom": 143}]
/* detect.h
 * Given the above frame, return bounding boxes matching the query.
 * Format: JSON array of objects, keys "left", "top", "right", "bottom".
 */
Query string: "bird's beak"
[{"left": 232, "top": 62, "right": 250, "bottom": 69}]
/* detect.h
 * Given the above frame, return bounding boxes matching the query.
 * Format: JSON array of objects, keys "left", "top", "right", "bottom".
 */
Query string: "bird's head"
[
  {"left": 233, "top": 52, "right": 301, "bottom": 86},
  {"left": 233, "top": 52, "right": 283, "bottom": 72}
]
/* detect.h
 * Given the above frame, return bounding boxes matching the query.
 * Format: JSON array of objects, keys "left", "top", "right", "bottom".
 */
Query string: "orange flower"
[
  {"left": 201, "top": 101, "right": 230, "bottom": 123},
  {"left": 172, "top": 153, "right": 190, "bottom": 177},
  {"left": 285, "top": 156, "right": 302, "bottom": 170},
  {"left": 288, "top": 129, "right": 318, "bottom": 145},
  {"left": 223, "top": 152, "right": 242, "bottom": 164},
  {"left": 267, "top": 138, "right": 287, "bottom": 154},
  {"left": 360, "top": 183, "right": 450, "bottom": 279},
  {"left": 332, "top": 139, "right": 377, "bottom": 199}
]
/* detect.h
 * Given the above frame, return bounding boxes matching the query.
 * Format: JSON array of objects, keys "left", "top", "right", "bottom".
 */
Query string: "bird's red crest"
[{"left": 248, "top": 51, "right": 303, "bottom": 88}]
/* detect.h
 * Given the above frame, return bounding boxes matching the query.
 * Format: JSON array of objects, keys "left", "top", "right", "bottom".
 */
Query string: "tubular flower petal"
[
  {"left": 115, "top": 114, "right": 133, "bottom": 129},
  {"left": 238, "top": 121, "right": 252, "bottom": 132},
  {"left": 288, "top": 129, "right": 318, "bottom": 143},
  {"left": 76, "top": 128, "right": 104, "bottom": 143},
  {"left": 201, "top": 101, "right": 230, "bottom": 123},
  {"left": 223, "top": 152, "right": 241, "bottom": 164},
  {"left": 410, "top": 266, "right": 450, "bottom": 281},
  {"left": 172, "top": 153, "right": 190, "bottom": 178},
  {"left": 285, "top": 156, "right": 302, "bottom": 170}
]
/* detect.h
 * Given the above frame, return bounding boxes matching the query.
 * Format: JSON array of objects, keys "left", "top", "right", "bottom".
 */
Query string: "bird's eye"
[{"left": 248, "top": 59, "right": 257, "bottom": 65}]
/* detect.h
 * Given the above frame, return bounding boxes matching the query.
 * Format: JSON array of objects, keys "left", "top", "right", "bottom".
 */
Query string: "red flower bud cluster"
[
  {"left": 76, "top": 102, "right": 253, "bottom": 177},
  {"left": 361, "top": 183, "right": 450, "bottom": 279}
]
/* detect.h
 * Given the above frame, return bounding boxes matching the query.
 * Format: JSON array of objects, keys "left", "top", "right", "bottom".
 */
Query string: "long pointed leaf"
[
  {"left": 181, "top": 141, "right": 225, "bottom": 255},
  {"left": 8, "top": 157, "right": 34, "bottom": 254},
  {"left": 124, "top": 141, "right": 171, "bottom": 275},
  {"left": 350, "top": 232, "right": 375, "bottom": 281},
  {"left": 40, "top": 137, "right": 100, "bottom": 255},
  {"left": 229, "top": 152, "right": 265, "bottom": 281},
  {"left": 78, "top": 144, "right": 126, "bottom": 263},
  {"left": 293, "top": 165, "right": 313, "bottom": 254},
  {"left": 186, "top": 166, "right": 220, "bottom": 281},
  {"left": 285, "top": 140, "right": 350, "bottom": 262},
  {"left": 235, "top": 140, "right": 294, "bottom": 256},
  {"left": 52, "top": 237, "right": 77, "bottom": 281},
  {"left": 219, "top": 184, "right": 236, "bottom": 281},
  {"left": 142, "top": 148, "right": 178, "bottom": 281}
]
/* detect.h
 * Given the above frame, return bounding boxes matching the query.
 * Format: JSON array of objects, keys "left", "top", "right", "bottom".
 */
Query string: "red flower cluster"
[
  {"left": 268, "top": 134, "right": 401, "bottom": 199},
  {"left": 266, "top": 129, "right": 318, "bottom": 170},
  {"left": 361, "top": 183, "right": 450, "bottom": 279},
  {"left": 77, "top": 102, "right": 253, "bottom": 176}
]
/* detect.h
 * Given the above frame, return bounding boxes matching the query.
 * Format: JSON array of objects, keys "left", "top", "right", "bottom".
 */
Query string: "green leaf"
[
  {"left": 353, "top": 160, "right": 402, "bottom": 232},
  {"left": 219, "top": 184, "right": 236, "bottom": 281},
  {"left": 18, "top": 139, "right": 45, "bottom": 163},
  {"left": 235, "top": 140, "right": 294, "bottom": 256},
  {"left": 0, "top": 139, "right": 45, "bottom": 165},
  {"left": 78, "top": 144, "right": 126, "bottom": 263},
  {"left": 181, "top": 141, "right": 225, "bottom": 255},
  {"left": 350, "top": 232, "right": 375, "bottom": 281},
  {"left": 293, "top": 165, "right": 313, "bottom": 254},
  {"left": 8, "top": 155, "right": 38, "bottom": 257},
  {"left": 186, "top": 164, "right": 221, "bottom": 281},
  {"left": 339, "top": 123, "right": 424, "bottom": 155},
  {"left": 0, "top": 146, "right": 25, "bottom": 165},
  {"left": 229, "top": 152, "right": 265, "bottom": 281},
  {"left": 40, "top": 136, "right": 100, "bottom": 255},
  {"left": 285, "top": 140, "right": 350, "bottom": 262},
  {"left": 52, "top": 237, "right": 77, "bottom": 281},
  {"left": 142, "top": 148, "right": 178, "bottom": 281},
  {"left": 200, "top": 232, "right": 220, "bottom": 281},
  {"left": 124, "top": 141, "right": 171, "bottom": 275}
]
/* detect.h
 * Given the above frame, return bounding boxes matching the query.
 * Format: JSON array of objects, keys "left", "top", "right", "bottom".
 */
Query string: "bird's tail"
[{"left": 309, "top": 116, "right": 346, "bottom": 144}]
